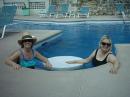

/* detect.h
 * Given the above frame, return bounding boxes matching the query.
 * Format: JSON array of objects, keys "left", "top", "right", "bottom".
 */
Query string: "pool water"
[{"left": 11, "top": 21, "right": 130, "bottom": 69}]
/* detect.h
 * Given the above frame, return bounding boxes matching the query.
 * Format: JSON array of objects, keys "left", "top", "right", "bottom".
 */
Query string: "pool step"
[{"left": 22, "top": 30, "right": 62, "bottom": 48}]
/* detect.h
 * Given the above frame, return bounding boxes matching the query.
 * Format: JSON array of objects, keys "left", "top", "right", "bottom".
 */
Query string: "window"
[{"left": 29, "top": 2, "right": 45, "bottom": 9}]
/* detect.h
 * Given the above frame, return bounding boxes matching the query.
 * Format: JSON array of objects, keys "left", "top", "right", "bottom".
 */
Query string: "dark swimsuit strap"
[
  {"left": 105, "top": 52, "right": 112, "bottom": 62},
  {"left": 95, "top": 49, "right": 98, "bottom": 56},
  {"left": 95, "top": 49, "right": 112, "bottom": 61}
]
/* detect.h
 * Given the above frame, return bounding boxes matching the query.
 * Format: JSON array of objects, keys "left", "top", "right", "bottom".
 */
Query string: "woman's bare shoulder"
[
  {"left": 107, "top": 53, "right": 117, "bottom": 63},
  {"left": 9, "top": 49, "right": 21, "bottom": 56}
]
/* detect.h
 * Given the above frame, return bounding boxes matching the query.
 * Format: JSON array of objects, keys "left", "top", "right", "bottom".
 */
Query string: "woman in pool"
[
  {"left": 66, "top": 35, "right": 120, "bottom": 74},
  {"left": 5, "top": 32, "right": 52, "bottom": 70}
]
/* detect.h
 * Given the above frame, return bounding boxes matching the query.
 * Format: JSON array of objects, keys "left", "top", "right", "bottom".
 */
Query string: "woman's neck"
[
  {"left": 100, "top": 49, "right": 109, "bottom": 55},
  {"left": 23, "top": 48, "right": 32, "bottom": 52}
]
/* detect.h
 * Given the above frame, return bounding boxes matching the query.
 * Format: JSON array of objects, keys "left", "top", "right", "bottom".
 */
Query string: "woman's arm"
[
  {"left": 66, "top": 50, "right": 96, "bottom": 64},
  {"left": 5, "top": 51, "right": 21, "bottom": 70},
  {"left": 35, "top": 51, "right": 52, "bottom": 69},
  {"left": 107, "top": 54, "right": 120, "bottom": 74}
]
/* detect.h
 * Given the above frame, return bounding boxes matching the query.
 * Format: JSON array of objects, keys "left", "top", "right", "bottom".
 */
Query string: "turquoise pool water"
[{"left": 11, "top": 21, "right": 130, "bottom": 69}]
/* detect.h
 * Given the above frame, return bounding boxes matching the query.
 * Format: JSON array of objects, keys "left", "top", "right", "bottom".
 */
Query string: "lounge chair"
[
  {"left": 115, "top": 3, "right": 125, "bottom": 17},
  {"left": 57, "top": 4, "right": 69, "bottom": 18},
  {"left": 39, "top": 5, "right": 56, "bottom": 18},
  {"left": 69, "top": 6, "right": 78, "bottom": 18},
  {"left": 0, "top": 5, "right": 17, "bottom": 39},
  {"left": 78, "top": 6, "right": 89, "bottom": 18}
]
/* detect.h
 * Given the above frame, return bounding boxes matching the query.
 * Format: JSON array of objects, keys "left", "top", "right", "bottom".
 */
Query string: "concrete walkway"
[
  {"left": 14, "top": 15, "right": 130, "bottom": 21},
  {"left": 0, "top": 27, "right": 130, "bottom": 97}
]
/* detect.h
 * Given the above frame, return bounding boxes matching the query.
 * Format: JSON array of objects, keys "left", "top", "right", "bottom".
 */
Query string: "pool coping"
[
  {"left": 14, "top": 19, "right": 130, "bottom": 23},
  {"left": 14, "top": 15, "right": 130, "bottom": 21}
]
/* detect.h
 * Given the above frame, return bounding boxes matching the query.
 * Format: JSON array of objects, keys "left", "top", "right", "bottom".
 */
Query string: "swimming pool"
[{"left": 11, "top": 21, "right": 130, "bottom": 69}]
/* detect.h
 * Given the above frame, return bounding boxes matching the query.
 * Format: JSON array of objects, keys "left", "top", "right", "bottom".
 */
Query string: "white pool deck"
[
  {"left": 0, "top": 16, "right": 130, "bottom": 97},
  {"left": 14, "top": 15, "right": 130, "bottom": 21}
]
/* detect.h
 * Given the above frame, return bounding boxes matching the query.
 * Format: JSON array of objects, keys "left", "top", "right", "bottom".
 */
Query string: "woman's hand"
[
  {"left": 12, "top": 63, "right": 21, "bottom": 70},
  {"left": 109, "top": 67, "right": 118, "bottom": 74},
  {"left": 44, "top": 62, "right": 52, "bottom": 70}
]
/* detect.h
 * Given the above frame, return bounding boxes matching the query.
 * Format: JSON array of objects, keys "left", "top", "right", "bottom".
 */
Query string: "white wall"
[
  {"left": 29, "top": 0, "right": 49, "bottom": 15},
  {"left": 0, "top": 0, "right": 4, "bottom": 8},
  {"left": 4, "top": 0, "right": 49, "bottom": 15}
]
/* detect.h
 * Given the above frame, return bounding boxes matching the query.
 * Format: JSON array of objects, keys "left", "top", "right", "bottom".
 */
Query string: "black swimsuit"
[{"left": 92, "top": 49, "right": 112, "bottom": 67}]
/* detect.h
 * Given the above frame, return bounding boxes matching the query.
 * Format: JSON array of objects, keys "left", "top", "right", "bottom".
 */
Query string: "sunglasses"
[
  {"left": 101, "top": 42, "right": 111, "bottom": 47},
  {"left": 23, "top": 39, "right": 33, "bottom": 43}
]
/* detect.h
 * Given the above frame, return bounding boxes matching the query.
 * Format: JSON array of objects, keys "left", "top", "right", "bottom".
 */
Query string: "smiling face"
[
  {"left": 99, "top": 35, "right": 112, "bottom": 53},
  {"left": 100, "top": 38, "right": 111, "bottom": 52},
  {"left": 22, "top": 39, "right": 33, "bottom": 49}
]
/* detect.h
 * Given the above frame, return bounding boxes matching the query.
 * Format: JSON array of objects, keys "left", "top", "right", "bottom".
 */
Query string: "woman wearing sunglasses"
[
  {"left": 5, "top": 32, "right": 52, "bottom": 70},
  {"left": 66, "top": 35, "right": 120, "bottom": 74}
]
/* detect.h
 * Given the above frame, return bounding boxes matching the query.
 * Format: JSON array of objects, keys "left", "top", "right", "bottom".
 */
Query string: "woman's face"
[
  {"left": 100, "top": 38, "right": 111, "bottom": 52},
  {"left": 22, "top": 39, "right": 33, "bottom": 48}
]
